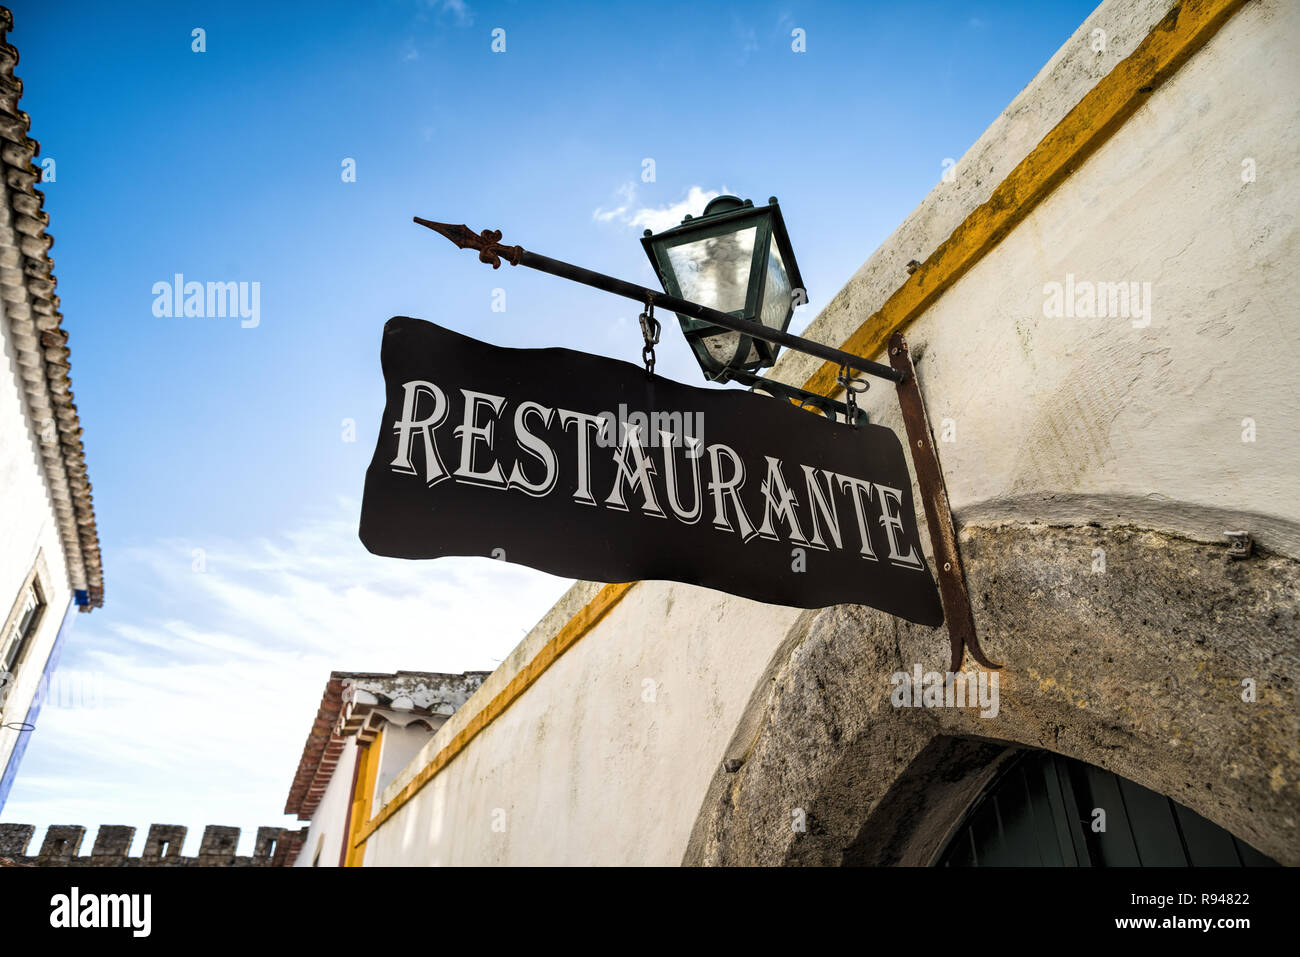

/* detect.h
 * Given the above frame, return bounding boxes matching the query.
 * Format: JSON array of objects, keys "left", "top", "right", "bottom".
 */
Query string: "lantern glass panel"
[
  {"left": 757, "top": 234, "right": 792, "bottom": 332},
  {"left": 699, "top": 328, "right": 759, "bottom": 369},
  {"left": 664, "top": 226, "right": 757, "bottom": 315}
]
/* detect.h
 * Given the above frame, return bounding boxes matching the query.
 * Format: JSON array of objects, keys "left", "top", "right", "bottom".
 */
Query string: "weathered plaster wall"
[
  {"left": 770, "top": 0, "right": 1178, "bottom": 390},
  {"left": 832, "top": 0, "right": 1300, "bottom": 558},
  {"left": 365, "top": 0, "right": 1298, "bottom": 865},
  {"left": 366, "top": 583, "right": 804, "bottom": 865},
  {"left": 0, "top": 293, "right": 72, "bottom": 790}
]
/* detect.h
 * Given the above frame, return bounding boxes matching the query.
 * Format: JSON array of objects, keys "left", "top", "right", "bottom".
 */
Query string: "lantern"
[{"left": 642, "top": 195, "right": 804, "bottom": 383}]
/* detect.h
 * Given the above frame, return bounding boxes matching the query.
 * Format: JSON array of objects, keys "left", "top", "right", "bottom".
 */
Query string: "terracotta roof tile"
[{"left": 0, "top": 6, "right": 103, "bottom": 609}]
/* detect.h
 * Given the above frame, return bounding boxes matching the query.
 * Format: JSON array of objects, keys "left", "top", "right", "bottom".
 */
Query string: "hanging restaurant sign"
[{"left": 359, "top": 316, "right": 943, "bottom": 626}]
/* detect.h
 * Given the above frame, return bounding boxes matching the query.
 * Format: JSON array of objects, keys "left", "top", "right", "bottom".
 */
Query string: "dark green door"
[{"left": 938, "top": 750, "right": 1278, "bottom": 867}]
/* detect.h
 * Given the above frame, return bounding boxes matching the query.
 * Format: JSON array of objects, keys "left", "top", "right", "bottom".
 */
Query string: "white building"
[
  {"left": 0, "top": 6, "right": 104, "bottom": 809},
  {"left": 343, "top": 0, "right": 1297, "bottom": 866},
  {"left": 284, "top": 671, "right": 488, "bottom": 866}
]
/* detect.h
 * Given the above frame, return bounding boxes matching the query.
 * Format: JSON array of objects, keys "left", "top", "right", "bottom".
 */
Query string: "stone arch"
[{"left": 684, "top": 522, "right": 1299, "bottom": 866}]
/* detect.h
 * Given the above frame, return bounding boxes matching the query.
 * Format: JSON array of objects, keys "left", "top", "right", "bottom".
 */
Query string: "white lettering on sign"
[{"left": 387, "top": 378, "right": 927, "bottom": 567}]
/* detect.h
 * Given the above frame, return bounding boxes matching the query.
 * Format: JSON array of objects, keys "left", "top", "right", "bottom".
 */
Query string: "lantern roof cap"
[
  {"left": 645, "top": 194, "right": 785, "bottom": 240},
  {"left": 696, "top": 194, "right": 750, "bottom": 219}
]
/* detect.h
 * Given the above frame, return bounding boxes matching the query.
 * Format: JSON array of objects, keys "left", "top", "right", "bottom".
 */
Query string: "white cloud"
[
  {"left": 592, "top": 181, "right": 637, "bottom": 223},
  {"left": 631, "top": 186, "right": 723, "bottom": 234},
  {"left": 593, "top": 184, "right": 726, "bottom": 234},
  {"left": 0, "top": 498, "right": 573, "bottom": 856}
]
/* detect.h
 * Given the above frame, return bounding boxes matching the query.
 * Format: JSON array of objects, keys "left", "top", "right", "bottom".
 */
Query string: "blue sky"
[{"left": 3, "top": 0, "right": 1097, "bottom": 854}]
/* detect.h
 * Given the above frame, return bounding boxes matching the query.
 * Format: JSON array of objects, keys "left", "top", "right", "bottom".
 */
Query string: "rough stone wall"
[
  {"left": 0, "top": 823, "right": 308, "bottom": 866},
  {"left": 685, "top": 523, "right": 1299, "bottom": 866}
]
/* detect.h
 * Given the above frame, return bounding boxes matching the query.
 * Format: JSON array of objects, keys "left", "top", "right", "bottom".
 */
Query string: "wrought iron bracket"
[
  {"left": 728, "top": 368, "right": 867, "bottom": 426},
  {"left": 1223, "top": 530, "right": 1252, "bottom": 560},
  {"left": 416, "top": 215, "right": 1000, "bottom": 670},
  {"left": 889, "top": 332, "right": 1001, "bottom": 673},
  {"left": 415, "top": 216, "right": 906, "bottom": 384}
]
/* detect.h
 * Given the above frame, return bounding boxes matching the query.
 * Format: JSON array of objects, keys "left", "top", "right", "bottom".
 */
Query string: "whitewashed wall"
[
  {"left": 0, "top": 295, "right": 73, "bottom": 788},
  {"left": 373, "top": 720, "right": 435, "bottom": 804},
  {"left": 291, "top": 736, "right": 358, "bottom": 867},
  {"left": 364, "top": 0, "right": 1298, "bottom": 865},
  {"left": 859, "top": 0, "right": 1300, "bottom": 558}
]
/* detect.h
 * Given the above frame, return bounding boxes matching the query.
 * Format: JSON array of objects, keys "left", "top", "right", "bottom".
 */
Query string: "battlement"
[{"left": 0, "top": 823, "right": 308, "bottom": 867}]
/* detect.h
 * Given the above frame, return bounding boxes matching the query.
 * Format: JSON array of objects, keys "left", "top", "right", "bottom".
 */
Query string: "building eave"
[
  {"left": 0, "top": 6, "right": 103, "bottom": 610},
  {"left": 283, "top": 670, "right": 489, "bottom": 821}
]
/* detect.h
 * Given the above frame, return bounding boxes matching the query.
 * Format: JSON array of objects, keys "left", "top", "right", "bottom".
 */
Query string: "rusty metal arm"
[
  {"left": 889, "top": 332, "right": 1000, "bottom": 673},
  {"left": 414, "top": 217, "right": 906, "bottom": 385}
]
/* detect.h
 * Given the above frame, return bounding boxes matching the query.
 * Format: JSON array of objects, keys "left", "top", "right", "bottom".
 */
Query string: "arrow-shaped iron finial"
[{"left": 414, "top": 217, "right": 524, "bottom": 269}]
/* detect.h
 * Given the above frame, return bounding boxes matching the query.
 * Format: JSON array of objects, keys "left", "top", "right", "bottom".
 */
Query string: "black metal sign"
[{"left": 360, "top": 317, "right": 943, "bottom": 625}]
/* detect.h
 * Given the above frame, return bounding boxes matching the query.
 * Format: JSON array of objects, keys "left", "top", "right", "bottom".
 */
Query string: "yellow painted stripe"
[
  {"left": 358, "top": 0, "right": 1247, "bottom": 848},
  {"left": 801, "top": 0, "right": 1249, "bottom": 398},
  {"left": 344, "top": 726, "right": 383, "bottom": 866},
  {"left": 355, "top": 581, "right": 635, "bottom": 845}
]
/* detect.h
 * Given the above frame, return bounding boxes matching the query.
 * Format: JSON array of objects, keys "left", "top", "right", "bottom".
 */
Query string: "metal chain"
[
  {"left": 836, "top": 365, "right": 869, "bottom": 427},
  {"left": 639, "top": 294, "right": 660, "bottom": 376}
]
